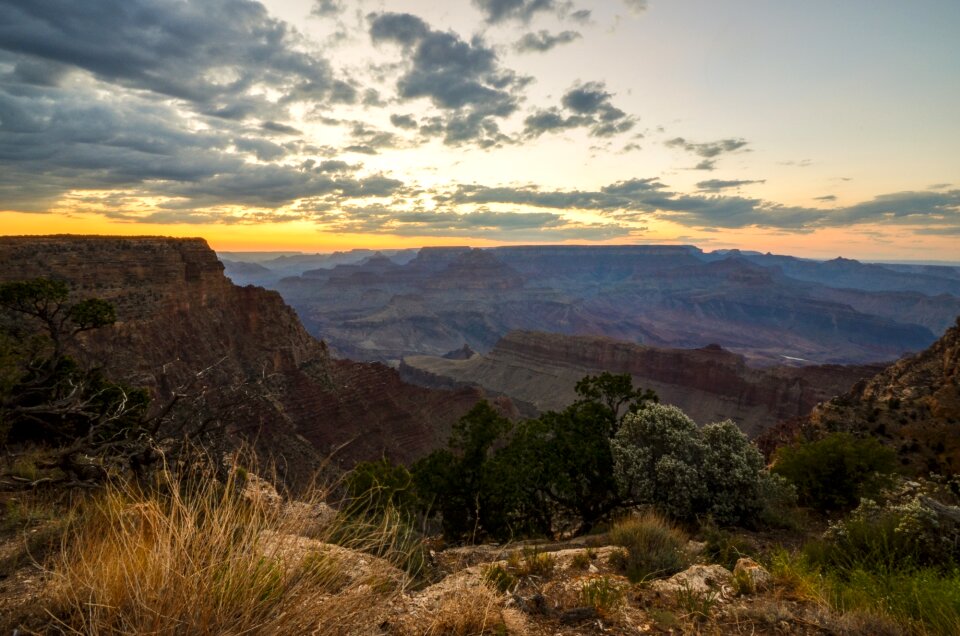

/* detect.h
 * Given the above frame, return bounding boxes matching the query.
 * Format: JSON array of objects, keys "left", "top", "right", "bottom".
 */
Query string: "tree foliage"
[
  {"left": 411, "top": 373, "right": 659, "bottom": 540},
  {"left": 612, "top": 403, "right": 780, "bottom": 525},
  {"left": 772, "top": 432, "right": 898, "bottom": 512}
]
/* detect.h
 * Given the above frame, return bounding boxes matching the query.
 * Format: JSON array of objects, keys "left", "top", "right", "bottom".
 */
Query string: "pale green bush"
[{"left": 612, "top": 403, "right": 785, "bottom": 525}]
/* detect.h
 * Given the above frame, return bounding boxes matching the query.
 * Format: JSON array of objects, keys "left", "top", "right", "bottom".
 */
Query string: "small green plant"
[
  {"left": 701, "top": 521, "right": 755, "bottom": 571},
  {"left": 482, "top": 563, "right": 518, "bottom": 593},
  {"left": 609, "top": 512, "right": 688, "bottom": 582},
  {"left": 580, "top": 576, "right": 625, "bottom": 617},
  {"left": 517, "top": 547, "right": 555, "bottom": 578},
  {"left": 571, "top": 550, "right": 592, "bottom": 570},
  {"left": 732, "top": 568, "right": 756, "bottom": 596},
  {"left": 675, "top": 582, "right": 717, "bottom": 623}
]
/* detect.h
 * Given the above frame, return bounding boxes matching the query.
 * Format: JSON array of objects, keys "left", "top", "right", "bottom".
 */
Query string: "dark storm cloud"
[
  {"left": 472, "top": 0, "right": 559, "bottom": 24},
  {"left": 368, "top": 12, "right": 529, "bottom": 147},
  {"left": 514, "top": 30, "right": 581, "bottom": 53},
  {"left": 525, "top": 81, "right": 634, "bottom": 138},
  {"left": 696, "top": 179, "right": 765, "bottom": 192},
  {"left": 0, "top": 0, "right": 355, "bottom": 122}
]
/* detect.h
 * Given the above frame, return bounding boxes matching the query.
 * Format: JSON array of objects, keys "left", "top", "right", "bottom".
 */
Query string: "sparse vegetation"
[
  {"left": 608, "top": 512, "right": 688, "bottom": 582},
  {"left": 579, "top": 576, "right": 625, "bottom": 617},
  {"left": 28, "top": 468, "right": 413, "bottom": 635}
]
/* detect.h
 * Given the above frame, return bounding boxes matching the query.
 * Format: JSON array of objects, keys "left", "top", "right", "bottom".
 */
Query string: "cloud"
[
  {"left": 514, "top": 30, "right": 581, "bottom": 53},
  {"left": 569, "top": 9, "right": 592, "bottom": 24},
  {"left": 472, "top": 0, "right": 560, "bottom": 24},
  {"left": 261, "top": 121, "right": 302, "bottom": 136},
  {"left": 666, "top": 137, "right": 749, "bottom": 158},
  {"left": 696, "top": 179, "right": 765, "bottom": 192},
  {"left": 390, "top": 114, "right": 419, "bottom": 129},
  {"left": 622, "top": 0, "right": 649, "bottom": 14},
  {"left": 0, "top": 0, "right": 356, "bottom": 122},
  {"left": 525, "top": 81, "right": 635, "bottom": 138},
  {"left": 814, "top": 194, "right": 837, "bottom": 202},
  {"left": 833, "top": 190, "right": 960, "bottom": 225},
  {"left": 368, "top": 12, "right": 528, "bottom": 147},
  {"left": 446, "top": 179, "right": 960, "bottom": 233},
  {"left": 311, "top": 0, "right": 343, "bottom": 17},
  {"left": 665, "top": 136, "right": 749, "bottom": 170},
  {"left": 306, "top": 204, "right": 632, "bottom": 241}
]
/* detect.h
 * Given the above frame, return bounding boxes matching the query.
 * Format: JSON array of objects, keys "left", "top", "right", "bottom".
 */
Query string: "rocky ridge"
[
  {"left": 0, "top": 236, "right": 486, "bottom": 482},
  {"left": 760, "top": 317, "right": 960, "bottom": 473},
  {"left": 401, "top": 330, "right": 884, "bottom": 436}
]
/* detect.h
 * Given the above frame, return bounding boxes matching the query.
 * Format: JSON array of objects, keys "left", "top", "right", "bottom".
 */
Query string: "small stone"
[{"left": 588, "top": 563, "right": 599, "bottom": 574}]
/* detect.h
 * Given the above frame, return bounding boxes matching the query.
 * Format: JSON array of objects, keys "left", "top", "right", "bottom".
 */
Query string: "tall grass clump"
[
  {"left": 40, "top": 468, "right": 414, "bottom": 635},
  {"left": 608, "top": 512, "right": 688, "bottom": 583}
]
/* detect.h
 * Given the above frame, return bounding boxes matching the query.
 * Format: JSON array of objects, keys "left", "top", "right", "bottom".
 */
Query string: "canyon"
[
  {"left": 0, "top": 236, "right": 488, "bottom": 484},
  {"left": 224, "top": 245, "right": 960, "bottom": 367},
  {"left": 401, "top": 331, "right": 884, "bottom": 436}
]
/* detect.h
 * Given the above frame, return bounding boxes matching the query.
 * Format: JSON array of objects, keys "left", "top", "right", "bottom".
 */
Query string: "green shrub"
[
  {"left": 612, "top": 404, "right": 778, "bottom": 524},
  {"left": 772, "top": 432, "right": 897, "bottom": 512},
  {"left": 608, "top": 512, "right": 688, "bottom": 582},
  {"left": 345, "top": 458, "right": 416, "bottom": 518},
  {"left": 809, "top": 494, "right": 960, "bottom": 574}
]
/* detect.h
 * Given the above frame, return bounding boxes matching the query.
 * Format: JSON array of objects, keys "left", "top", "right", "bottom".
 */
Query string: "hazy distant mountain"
[
  {"left": 261, "top": 245, "right": 959, "bottom": 366},
  {"left": 219, "top": 248, "right": 419, "bottom": 286}
]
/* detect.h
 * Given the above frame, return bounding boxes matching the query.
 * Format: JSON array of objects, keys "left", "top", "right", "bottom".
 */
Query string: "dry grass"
[
  {"left": 608, "top": 511, "right": 689, "bottom": 583},
  {"left": 398, "top": 583, "right": 527, "bottom": 636},
  {"left": 30, "top": 468, "right": 414, "bottom": 635}
]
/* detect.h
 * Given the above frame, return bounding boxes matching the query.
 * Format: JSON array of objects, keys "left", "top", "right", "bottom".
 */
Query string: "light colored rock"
[
  {"left": 733, "top": 557, "right": 773, "bottom": 593},
  {"left": 649, "top": 564, "right": 733, "bottom": 597},
  {"left": 258, "top": 530, "right": 407, "bottom": 591},
  {"left": 281, "top": 500, "right": 338, "bottom": 536}
]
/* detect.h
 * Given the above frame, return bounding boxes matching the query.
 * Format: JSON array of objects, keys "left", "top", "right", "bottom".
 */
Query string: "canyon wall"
[
  {"left": 0, "top": 236, "right": 484, "bottom": 482},
  {"left": 402, "top": 330, "right": 885, "bottom": 436}
]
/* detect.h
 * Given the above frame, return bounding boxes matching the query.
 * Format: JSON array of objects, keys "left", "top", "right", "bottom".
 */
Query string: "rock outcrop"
[
  {"left": 761, "top": 317, "right": 960, "bottom": 474},
  {"left": 401, "top": 330, "right": 884, "bottom": 436},
  {"left": 0, "top": 236, "right": 485, "bottom": 482}
]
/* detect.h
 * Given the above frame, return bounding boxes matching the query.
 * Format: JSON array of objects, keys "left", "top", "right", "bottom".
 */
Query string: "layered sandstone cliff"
[
  {"left": 0, "top": 236, "right": 484, "bottom": 482},
  {"left": 401, "top": 330, "right": 884, "bottom": 436}
]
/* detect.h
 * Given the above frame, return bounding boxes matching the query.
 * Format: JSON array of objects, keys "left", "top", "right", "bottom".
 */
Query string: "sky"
[{"left": 0, "top": 0, "right": 958, "bottom": 260}]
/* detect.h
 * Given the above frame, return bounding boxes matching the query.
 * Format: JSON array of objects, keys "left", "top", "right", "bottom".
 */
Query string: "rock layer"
[
  {"left": 0, "top": 236, "right": 484, "bottom": 482},
  {"left": 401, "top": 330, "right": 884, "bottom": 436}
]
